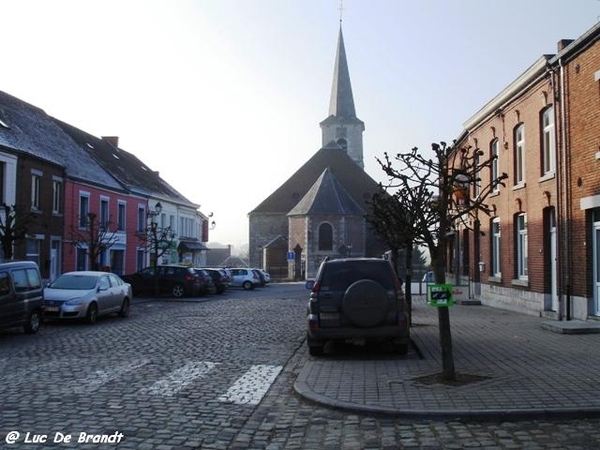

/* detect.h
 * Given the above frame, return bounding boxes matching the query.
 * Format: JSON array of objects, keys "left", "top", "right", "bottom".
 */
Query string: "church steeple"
[
  {"left": 328, "top": 27, "right": 356, "bottom": 119},
  {"left": 320, "top": 25, "right": 365, "bottom": 169}
]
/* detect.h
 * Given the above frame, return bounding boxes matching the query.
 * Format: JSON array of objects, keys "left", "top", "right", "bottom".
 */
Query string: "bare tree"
[
  {"left": 136, "top": 217, "right": 176, "bottom": 295},
  {"left": 70, "top": 212, "right": 120, "bottom": 271},
  {"left": 376, "top": 141, "right": 507, "bottom": 381},
  {"left": 0, "top": 204, "right": 37, "bottom": 261}
]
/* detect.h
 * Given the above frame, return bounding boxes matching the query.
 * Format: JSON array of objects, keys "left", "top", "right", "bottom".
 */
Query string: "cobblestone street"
[{"left": 1, "top": 283, "right": 600, "bottom": 449}]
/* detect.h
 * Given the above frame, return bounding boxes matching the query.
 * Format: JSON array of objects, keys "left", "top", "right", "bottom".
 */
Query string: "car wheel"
[
  {"left": 86, "top": 303, "right": 98, "bottom": 325},
  {"left": 343, "top": 279, "right": 388, "bottom": 327},
  {"left": 242, "top": 280, "right": 254, "bottom": 290},
  {"left": 118, "top": 298, "right": 130, "bottom": 318},
  {"left": 24, "top": 310, "right": 41, "bottom": 334},
  {"left": 172, "top": 284, "right": 185, "bottom": 298}
]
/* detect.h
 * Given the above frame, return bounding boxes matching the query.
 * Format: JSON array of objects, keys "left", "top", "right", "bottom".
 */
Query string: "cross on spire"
[{"left": 339, "top": 0, "right": 344, "bottom": 23}]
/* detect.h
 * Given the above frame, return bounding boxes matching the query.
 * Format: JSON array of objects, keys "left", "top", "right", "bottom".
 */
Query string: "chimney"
[
  {"left": 557, "top": 39, "right": 574, "bottom": 52},
  {"left": 101, "top": 136, "right": 119, "bottom": 147}
]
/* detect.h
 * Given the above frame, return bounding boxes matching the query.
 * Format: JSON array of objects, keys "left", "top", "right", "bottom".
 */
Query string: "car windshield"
[{"left": 50, "top": 274, "right": 97, "bottom": 290}]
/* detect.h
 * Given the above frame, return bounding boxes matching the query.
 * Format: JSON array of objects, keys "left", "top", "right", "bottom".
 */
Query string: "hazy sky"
[{"left": 2, "top": 0, "right": 599, "bottom": 248}]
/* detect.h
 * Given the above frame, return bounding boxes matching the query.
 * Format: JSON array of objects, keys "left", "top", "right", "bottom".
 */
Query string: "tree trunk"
[
  {"left": 430, "top": 245, "right": 456, "bottom": 381},
  {"left": 404, "top": 244, "right": 413, "bottom": 327},
  {"left": 437, "top": 306, "right": 455, "bottom": 380}
]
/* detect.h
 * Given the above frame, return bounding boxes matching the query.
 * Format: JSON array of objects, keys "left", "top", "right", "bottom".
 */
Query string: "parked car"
[
  {"left": 0, "top": 261, "right": 43, "bottom": 334},
  {"left": 203, "top": 268, "right": 228, "bottom": 294},
  {"left": 193, "top": 268, "right": 217, "bottom": 295},
  {"left": 251, "top": 268, "right": 270, "bottom": 284},
  {"left": 122, "top": 265, "right": 201, "bottom": 298},
  {"left": 43, "top": 271, "right": 132, "bottom": 324},
  {"left": 422, "top": 271, "right": 434, "bottom": 283},
  {"left": 229, "top": 268, "right": 260, "bottom": 290},
  {"left": 305, "top": 257, "right": 410, "bottom": 356},
  {"left": 252, "top": 269, "right": 266, "bottom": 287}
]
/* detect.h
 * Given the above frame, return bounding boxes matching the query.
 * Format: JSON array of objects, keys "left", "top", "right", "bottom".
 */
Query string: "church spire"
[
  {"left": 328, "top": 26, "right": 357, "bottom": 119},
  {"left": 320, "top": 23, "right": 365, "bottom": 169}
]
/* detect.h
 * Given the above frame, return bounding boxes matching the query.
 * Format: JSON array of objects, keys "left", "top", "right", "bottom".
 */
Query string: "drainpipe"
[{"left": 559, "top": 57, "right": 571, "bottom": 320}]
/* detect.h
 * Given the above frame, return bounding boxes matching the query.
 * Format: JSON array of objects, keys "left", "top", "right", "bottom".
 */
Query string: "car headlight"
[{"left": 64, "top": 298, "right": 84, "bottom": 306}]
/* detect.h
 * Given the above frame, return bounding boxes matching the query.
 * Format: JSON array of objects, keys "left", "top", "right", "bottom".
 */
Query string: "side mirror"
[{"left": 305, "top": 280, "right": 315, "bottom": 290}]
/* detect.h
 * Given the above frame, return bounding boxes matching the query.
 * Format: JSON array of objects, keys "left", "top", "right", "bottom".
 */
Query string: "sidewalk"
[{"left": 294, "top": 296, "right": 600, "bottom": 420}]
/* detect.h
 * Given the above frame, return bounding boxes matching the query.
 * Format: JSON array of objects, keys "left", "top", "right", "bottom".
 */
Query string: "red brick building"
[{"left": 455, "top": 22, "right": 600, "bottom": 321}]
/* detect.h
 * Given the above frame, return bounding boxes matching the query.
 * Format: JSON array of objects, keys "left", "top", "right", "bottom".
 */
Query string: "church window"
[
  {"left": 336, "top": 138, "right": 347, "bottom": 149},
  {"left": 318, "top": 223, "right": 333, "bottom": 251}
]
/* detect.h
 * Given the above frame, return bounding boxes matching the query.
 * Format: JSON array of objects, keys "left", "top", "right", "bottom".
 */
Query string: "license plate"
[
  {"left": 44, "top": 306, "right": 59, "bottom": 312},
  {"left": 319, "top": 313, "right": 339, "bottom": 320}
]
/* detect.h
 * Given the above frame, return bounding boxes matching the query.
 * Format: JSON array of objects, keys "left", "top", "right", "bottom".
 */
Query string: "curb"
[{"left": 293, "top": 370, "right": 600, "bottom": 421}]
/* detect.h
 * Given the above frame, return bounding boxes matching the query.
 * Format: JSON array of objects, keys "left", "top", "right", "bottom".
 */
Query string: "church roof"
[
  {"left": 249, "top": 146, "right": 380, "bottom": 215},
  {"left": 288, "top": 167, "right": 364, "bottom": 216},
  {"left": 326, "top": 26, "right": 357, "bottom": 120}
]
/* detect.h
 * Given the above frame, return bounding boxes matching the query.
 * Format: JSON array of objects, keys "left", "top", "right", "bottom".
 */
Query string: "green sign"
[{"left": 427, "top": 284, "right": 454, "bottom": 307}]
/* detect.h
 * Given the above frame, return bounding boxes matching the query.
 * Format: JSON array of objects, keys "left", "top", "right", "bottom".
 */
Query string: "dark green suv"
[
  {"left": 305, "top": 258, "right": 410, "bottom": 356},
  {"left": 0, "top": 261, "right": 43, "bottom": 334}
]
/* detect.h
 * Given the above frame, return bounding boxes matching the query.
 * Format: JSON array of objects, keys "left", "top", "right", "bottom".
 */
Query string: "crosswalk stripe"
[
  {"left": 72, "top": 359, "right": 150, "bottom": 394},
  {"left": 218, "top": 364, "right": 282, "bottom": 405},
  {"left": 140, "top": 361, "right": 217, "bottom": 396}
]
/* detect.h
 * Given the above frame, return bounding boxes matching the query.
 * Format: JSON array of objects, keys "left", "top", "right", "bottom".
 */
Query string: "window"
[
  {"left": 117, "top": 201, "right": 126, "bottom": 231},
  {"left": 136, "top": 249, "right": 145, "bottom": 271},
  {"left": 541, "top": 106, "right": 555, "bottom": 175},
  {"left": 25, "top": 239, "right": 40, "bottom": 266},
  {"left": 137, "top": 206, "right": 146, "bottom": 233},
  {"left": 52, "top": 178, "right": 62, "bottom": 214},
  {"left": 516, "top": 214, "right": 528, "bottom": 279},
  {"left": 100, "top": 197, "right": 109, "bottom": 229},
  {"left": 318, "top": 223, "right": 333, "bottom": 251},
  {"left": 79, "top": 194, "right": 90, "bottom": 228},
  {"left": 491, "top": 218, "right": 501, "bottom": 277},
  {"left": 490, "top": 139, "right": 499, "bottom": 192},
  {"left": 514, "top": 124, "right": 525, "bottom": 185},
  {"left": 31, "top": 171, "right": 41, "bottom": 210},
  {"left": 0, "top": 162, "right": 5, "bottom": 205}
]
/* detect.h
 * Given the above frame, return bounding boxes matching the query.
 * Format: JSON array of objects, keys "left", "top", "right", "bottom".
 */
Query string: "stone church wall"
[{"left": 248, "top": 213, "right": 288, "bottom": 268}]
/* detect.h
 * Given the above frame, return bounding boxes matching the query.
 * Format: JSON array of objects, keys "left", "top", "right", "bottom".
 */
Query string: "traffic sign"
[{"left": 427, "top": 284, "right": 454, "bottom": 307}]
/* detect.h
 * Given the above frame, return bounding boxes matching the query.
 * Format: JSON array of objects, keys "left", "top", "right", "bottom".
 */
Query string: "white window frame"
[
  {"left": 491, "top": 139, "right": 499, "bottom": 192},
  {"left": 516, "top": 214, "right": 528, "bottom": 279},
  {"left": 542, "top": 106, "right": 555, "bottom": 175},
  {"left": 31, "top": 170, "right": 42, "bottom": 211},
  {"left": 491, "top": 218, "right": 501, "bottom": 277},
  {"left": 100, "top": 196, "right": 110, "bottom": 230},
  {"left": 52, "top": 177, "right": 62, "bottom": 214},
  {"left": 514, "top": 124, "right": 525, "bottom": 185},
  {"left": 79, "top": 192, "right": 90, "bottom": 228},
  {"left": 117, "top": 201, "right": 126, "bottom": 231}
]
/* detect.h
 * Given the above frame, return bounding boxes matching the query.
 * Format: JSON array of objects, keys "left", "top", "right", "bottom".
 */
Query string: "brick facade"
[{"left": 456, "top": 23, "right": 600, "bottom": 320}]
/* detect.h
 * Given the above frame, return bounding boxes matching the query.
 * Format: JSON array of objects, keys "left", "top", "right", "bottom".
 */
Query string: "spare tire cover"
[{"left": 342, "top": 279, "right": 388, "bottom": 328}]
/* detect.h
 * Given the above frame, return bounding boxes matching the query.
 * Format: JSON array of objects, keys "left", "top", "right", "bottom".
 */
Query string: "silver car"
[{"left": 43, "top": 271, "right": 132, "bottom": 324}]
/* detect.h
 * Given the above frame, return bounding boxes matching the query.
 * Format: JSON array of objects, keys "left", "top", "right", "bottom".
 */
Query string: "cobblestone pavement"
[{"left": 1, "top": 283, "right": 600, "bottom": 449}]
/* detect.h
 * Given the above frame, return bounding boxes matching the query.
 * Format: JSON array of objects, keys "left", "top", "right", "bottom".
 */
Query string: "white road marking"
[
  {"left": 72, "top": 359, "right": 150, "bottom": 394},
  {"left": 140, "top": 361, "right": 217, "bottom": 396},
  {"left": 218, "top": 364, "right": 282, "bottom": 405}
]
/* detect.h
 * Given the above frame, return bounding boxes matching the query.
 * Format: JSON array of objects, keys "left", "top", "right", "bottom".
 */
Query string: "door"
[
  {"left": 50, "top": 240, "right": 60, "bottom": 281},
  {"left": 549, "top": 210, "right": 558, "bottom": 312},
  {"left": 594, "top": 221, "right": 600, "bottom": 315}
]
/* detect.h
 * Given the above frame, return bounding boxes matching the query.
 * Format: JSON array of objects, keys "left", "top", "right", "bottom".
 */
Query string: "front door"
[
  {"left": 594, "top": 219, "right": 600, "bottom": 315},
  {"left": 549, "top": 210, "right": 558, "bottom": 312}
]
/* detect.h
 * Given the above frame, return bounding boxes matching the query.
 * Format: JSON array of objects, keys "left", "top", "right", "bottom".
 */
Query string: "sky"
[{"left": 2, "top": 0, "right": 599, "bottom": 250}]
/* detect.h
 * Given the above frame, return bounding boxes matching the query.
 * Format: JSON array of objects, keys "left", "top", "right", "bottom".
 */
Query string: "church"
[{"left": 248, "top": 26, "right": 387, "bottom": 279}]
